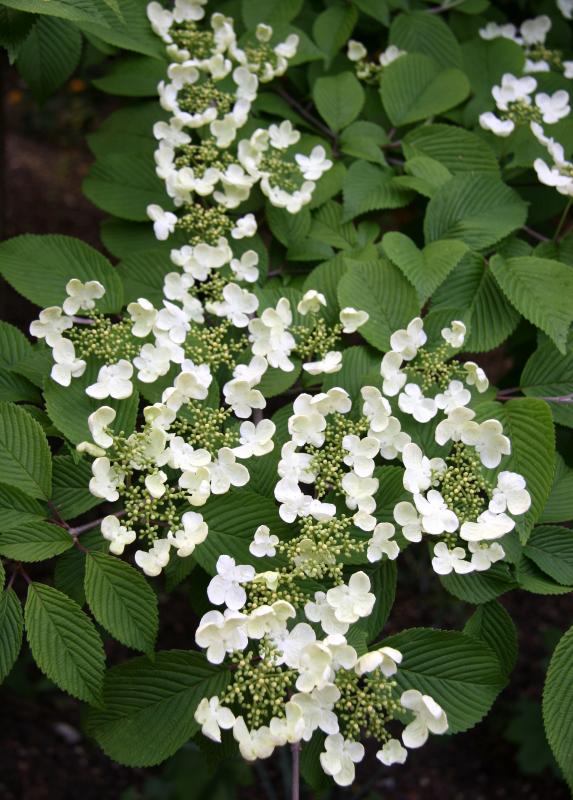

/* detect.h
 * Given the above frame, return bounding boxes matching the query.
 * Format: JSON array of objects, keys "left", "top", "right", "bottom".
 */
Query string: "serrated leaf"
[
  {"left": 403, "top": 123, "right": 499, "bottom": 175},
  {"left": 51, "top": 455, "right": 101, "bottom": 520},
  {"left": 242, "top": 0, "right": 302, "bottom": 29},
  {"left": 524, "top": 526, "right": 573, "bottom": 586},
  {"left": 400, "top": 155, "right": 452, "bottom": 198},
  {"left": 491, "top": 255, "right": 573, "bottom": 355},
  {"left": 93, "top": 54, "right": 167, "bottom": 96},
  {"left": 86, "top": 651, "right": 230, "bottom": 766},
  {"left": 342, "top": 160, "right": 413, "bottom": 221},
  {"left": 0, "top": 234, "right": 123, "bottom": 313},
  {"left": 312, "top": 72, "right": 365, "bottom": 133},
  {"left": 352, "top": 0, "right": 389, "bottom": 24},
  {"left": 337, "top": 259, "right": 420, "bottom": 351},
  {"left": 440, "top": 563, "right": 515, "bottom": 604},
  {"left": 521, "top": 335, "right": 573, "bottom": 428},
  {"left": 0, "top": 589, "right": 23, "bottom": 682},
  {"left": 0, "top": 483, "right": 44, "bottom": 529},
  {"left": 85, "top": 551, "right": 158, "bottom": 653},
  {"left": 0, "top": 402, "right": 52, "bottom": 500},
  {"left": 541, "top": 455, "right": 573, "bottom": 523},
  {"left": 516, "top": 554, "right": 573, "bottom": 596},
  {"left": 266, "top": 204, "right": 311, "bottom": 247},
  {"left": 382, "top": 628, "right": 507, "bottom": 733},
  {"left": 313, "top": 5, "right": 357, "bottom": 60},
  {"left": 16, "top": 16, "right": 82, "bottom": 101},
  {"left": 543, "top": 625, "right": 573, "bottom": 790},
  {"left": 116, "top": 249, "right": 174, "bottom": 307},
  {"left": 382, "top": 233, "right": 468, "bottom": 301},
  {"left": 0, "top": 321, "right": 34, "bottom": 371},
  {"left": 339, "top": 121, "right": 388, "bottom": 165},
  {"left": 76, "top": 0, "right": 164, "bottom": 59},
  {"left": 0, "top": 0, "right": 106, "bottom": 26},
  {"left": 424, "top": 175, "right": 527, "bottom": 251},
  {"left": 0, "top": 521, "right": 72, "bottom": 562},
  {"left": 463, "top": 600, "right": 518, "bottom": 677},
  {"left": 380, "top": 53, "right": 470, "bottom": 127},
  {"left": 25, "top": 582, "right": 105, "bottom": 703},
  {"left": 390, "top": 11, "right": 462, "bottom": 68},
  {"left": 54, "top": 528, "right": 108, "bottom": 605},
  {"left": 88, "top": 102, "right": 166, "bottom": 159}
]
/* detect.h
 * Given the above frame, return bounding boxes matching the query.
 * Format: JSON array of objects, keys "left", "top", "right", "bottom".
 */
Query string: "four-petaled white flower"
[
  {"left": 63, "top": 279, "right": 105, "bottom": 316},
  {"left": 414, "top": 491, "right": 459, "bottom": 535},
  {"left": 88, "top": 406, "right": 116, "bottom": 449},
  {"left": 340, "top": 307, "right": 369, "bottom": 333},
  {"left": 325, "top": 572, "right": 375, "bottom": 626},
  {"left": 441, "top": 320, "right": 466, "bottom": 348},
  {"left": 86, "top": 359, "right": 134, "bottom": 400},
  {"left": 320, "top": 734, "right": 365, "bottom": 787},
  {"left": 297, "top": 289, "right": 327, "bottom": 316},
  {"left": 401, "top": 689, "right": 448, "bottom": 748},
  {"left": 398, "top": 383, "right": 438, "bottom": 423},
  {"left": 134, "top": 538, "right": 171, "bottom": 576},
  {"left": 295, "top": 146, "right": 333, "bottom": 181},
  {"left": 377, "top": 738, "right": 408, "bottom": 766},
  {"left": 101, "top": 515, "right": 135, "bottom": 555},
  {"left": 194, "top": 696, "right": 235, "bottom": 742},
  {"left": 489, "top": 471, "right": 531, "bottom": 515},
  {"left": 249, "top": 524, "right": 279, "bottom": 558},
  {"left": 390, "top": 317, "right": 427, "bottom": 360},
  {"left": 367, "top": 522, "right": 400, "bottom": 562},
  {"left": 50, "top": 338, "right": 86, "bottom": 386},
  {"left": 207, "top": 555, "right": 256, "bottom": 610},
  {"left": 233, "top": 419, "right": 275, "bottom": 458},
  {"left": 147, "top": 203, "right": 178, "bottom": 240},
  {"left": 402, "top": 443, "right": 446, "bottom": 494},
  {"left": 431, "top": 542, "right": 473, "bottom": 575},
  {"left": 355, "top": 646, "right": 403, "bottom": 677},
  {"left": 168, "top": 510, "right": 208, "bottom": 557},
  {"left": 30, "top": 306, "right": 73, "bottom": 345},
  {"left": 303, "top": 351, "right": 342, "bottom": 375}
]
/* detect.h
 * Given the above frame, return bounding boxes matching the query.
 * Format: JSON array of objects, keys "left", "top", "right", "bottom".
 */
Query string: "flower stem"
[
  {"left": 554, "top": 198, "right": 572, "bottom": 241},
  {"left": 291, "top": 742, "right": 300, "bottom": 800}
]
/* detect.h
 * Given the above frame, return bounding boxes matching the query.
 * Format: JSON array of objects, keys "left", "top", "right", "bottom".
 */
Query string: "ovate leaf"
[
  {"left": 463, "top": 600, "right": 518, "bottom": 677},
  {"left": 521, "top": 335, "right": 573, "bottom": 428},
  {"left": 0, "top": 521, "right": 72, "bottom": 561},
  {"left": 312, "top": 72, "right": 365, "bottom": 133},
  {"left": 0, "top": 589, "right": 24, "bottom": 682},
  {"left": 16, "top": 16, "right": 82, "bottom": 101},
  {"left": 342, "top": 160, "right": 413, "bottom": 222},
  {"left": 543, "top": 625, "right": 573, "bottom": 789},
  {"left": 524, "top": 526, "right": 573, "bottom": 586},
  {"left": 0, "top": 402, "right": 52, "bottom": 499}
]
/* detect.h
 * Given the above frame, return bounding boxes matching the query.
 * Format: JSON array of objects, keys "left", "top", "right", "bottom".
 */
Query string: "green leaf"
[
  {"left": 399, "top": 155, "right": 452, "bottom": 198},
  {"left": 543, "top": 625, "right": 573, "bottom": 790},
  {"left": 440, "top": 563, "right": 515, "bottom": 604},
  {"left": 463, "top": 601, "right": 518, "bottom": 677},
  {"left": 0, "top": 589, "right": 23, "bottom": 682},
  {"left": 116, "top": 249, "right": 174, "bottom": 307},
  {"left": 0, "top": 483, "right": 44, "bottom": 529},
  {"left": 302, "top": 253, "right": 349, "bottom": 323},
  {"left": 541, "top": 455, "right": 573, "bottom": 523},
  {"left": 462, "top": 38, "right": 525, "bottom": 118},
  {"left": 521, "top": 335, "right": 573, "bottom": 428},
  {"left": 352, "top": 0, "right": 389, "bottom": 24},
  {"left": 491, "top": 255, "right": 573, "bottom": 356},
  {"left": 382, "top": 233, "right": 468, "bottom": 301},
  {"left": 83, "top": 152, "right": 171, "bottom": 221},
  {"left": 44, "top": 361, "right": 139, "bottom": 445},
  {"left": 390, "top": 11, "right": 462, "bottom": 68},
  {"left": 54, "top": 528, "right": 108, "bottom": 605},
  {"left": 266, "top": 204, "right": 311, "bottom": 248},
  {"left": 76, "top": 0, "right": 164, "bottom": 59},
  {"left": 337, "top": 259, "right": 419, "bottom": 351},
  {"left": 313, "top": 5, "right": 357, "bottom": 60},
  {"left": 0, "top": 0, "right": 106, "bottom": 25},
  {"left": 524, "top": 526, "right": 573, "bottom": 586},
  {"left": 241, "top": 0, "right": 303, "bottom": 28},
  {"left": 0, "top": 369, "right": 41, "bottom": 403},
  {"left": 51, "top": 455, "right": 101, "bottom": 520},
  {"left": 0, "top": 234, "right": 123, "bottom": 313},
  {"left": 308, "top": 202, "right": 357, "bottom": 252},
  {"left": 361, "top": 559, "right": 396, "bottom": 643},
  {"left": 382, "top": 628, "right": 506, "bottom": 733},
  {"left": 16, "top": 16, "right": 82, "bottom": 101},
  {"left": 312, "top": 72, "right": 365, "bottom": 133},
  {"left": 380, "top": 53, "right": 470, "bottom": 127},
  {"left": 0, "top": 320, "right": 34, "bottom": 371},
  {"left": 0, "top": 520, "right": 72, "bottom": 562},
  {"left": 424, "top": 175, "right": 527, "bottom": 251},
  {"left": 85, "top": 551, "right": 158, "bottom": 653},
  {"left": 87, "top": 102, "right": 166, "bottom": 159},
  {"left": 25, "top": 582, "right": 105, "bottom": 703},
  {"left": 339, "top": 121, "right": 387, "bottom": 165},
  {"left": 93, "top": 54, "right": 167, "bottom": 96},
  {"left": 516, "top": 554, "right": 573, "bottom": 596},
  {"left": 373, "top": 466, "right": 408, "bottom": 524},
  {"left": 86, "top": 651, "right": 230, "bottom": 767},
  {"left": 403, "top": 123, "right": 499, "bottom": 175},
  {"left": 342, "top": 161, "right": 413, "bottom": 222},
  {"left": 0, "top": 402, "right": 51, "bottom": 500}
]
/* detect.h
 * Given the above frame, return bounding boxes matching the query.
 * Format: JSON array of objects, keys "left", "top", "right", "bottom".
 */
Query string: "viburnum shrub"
[{"left": 1, "top": 0, "right": 573, "bottom": 794}]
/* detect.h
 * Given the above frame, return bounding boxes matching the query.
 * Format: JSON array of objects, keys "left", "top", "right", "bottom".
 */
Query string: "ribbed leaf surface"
[
  {"left": 0, "top": 521, "right": 72, "bottom": 561},
  {"left": 0, "top": 589, "right": 23, "bottom": 683},
  {"left": 0, "top": 402, "right": 52, "bottom": 499},
  {"left": 543, "top": 625, "right": 573, "bottom": 790},
  {"left": 464, "top": 601, "right": 518, "bottom": 677},
  {"left": 524, "top": 526, "right": 573, "bottom": 586}
]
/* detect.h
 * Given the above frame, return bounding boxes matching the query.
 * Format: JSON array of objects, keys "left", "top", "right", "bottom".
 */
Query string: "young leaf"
[
  {"left": 85, "top": 551, "right": 158, "bottom": 653},
  {"left": 543, "top": 625, "right": 573, "bottom": 790},
  {"left": 0, "top": 402, "right": 52, "bottom": 500},
  {"left": 463, "top": 600, "right": 518, "bottom": 677},
  {"left": 0, "top": 589, "right": 24, "bottom": 683},
  {"left": 312, "top": 72, "right": 365, "bottom": 133},
  {"left": 25, "top": 582, "right": 105, "bottom": 703},
  {"left": 0, "top": 521, "right": 72, "bottom": 562}
]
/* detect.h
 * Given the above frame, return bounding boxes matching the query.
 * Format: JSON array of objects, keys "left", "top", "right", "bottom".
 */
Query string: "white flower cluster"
[
  {"left": 480, "top": 15, "right": 573, "bottom": 78},
  {"left": 346, "top": 39, "right": 405, "bottom": 81},
  {"left": 531, "top": 121, "right": 573, "bottom": 197}
]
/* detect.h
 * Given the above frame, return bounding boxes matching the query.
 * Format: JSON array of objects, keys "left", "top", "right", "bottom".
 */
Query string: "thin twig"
[
  {"left": 291, "top": 743, "right": 301, "bottom": 800},
  {"left": 495, "top": 387, "right": 521, "bottom": 398},
  {"left": 427, "top": 0, "right": 467, "bottom": 12},
  {"left": 554, "top": 198, "right": 572, "bottom": 241},
  {"left": 276, "top": 85, "right": 335, "bottom": 142},
  {"left": 522, "top": 225, "right": 549, "bottom": 243}
]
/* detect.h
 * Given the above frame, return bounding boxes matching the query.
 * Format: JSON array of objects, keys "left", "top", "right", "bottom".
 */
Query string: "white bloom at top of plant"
[
  {"left": 342, "top": 434, "right": 379, "bottom": 478},
  {"left": 207, "top": 555, "right": 256, "bottom": 610},
  {"left": 194, "top": 696, "right": 235, "bottom": 743},
  {"left": 162, "top": 361, "right": 212, "bottom": 410},
  {"left": 153, "top": 117, "right": 190, "bottom": 146},
  {"left": 167, "top": 510, "right": 208, "bottom": 557},
  {"left": 400, "top": 689, "right": 448, "bottom": 748},
  {"left": 288, "top": 394, "right": 327, "bottom": 447},
  {"left": 100, "top": 515, "right": 135, "bottom": 555},
  {"left": 223, "top": 377, "right": 265, "bottom": 418},
  {"left": 441, "top": 320, "right": 466, "bottom": 348},
  {"left": 230, "top": 250, "right": 259, "bottom": 282},
  {"left": 402, "top": 442, "right": 446, "bottom": 494},
  {"left": 86, "top": 359, "right": 134, "bottom": 400},
  {"left": 431, "top": 541, "right": 473, "bottom": 575},
  {"left": 469, "top": 540, "right": 506, "bottom": 572},
  {"left": 472, "top": 419, "right": 511, "bottom": 469},
  {"left": 249, "top": 524, "right": 279, "bottom": 558},
  {"left": 210, "top": 448, "right": 250, "bottom": 494},
  {"left": 489, "top": 471, "right": 531, "bottom": 515},
  {"left": 305, "top": 591, "right": 349, "bottom": 636},
  {"left": 325, "top": 572, "right": 375, "bottom": 626},
  {"left": 295, "top": 145, "right": 333, "bottom": 181},
  {"left": 134, "top": 343, "right": 172, "bottom": 384},
  {"left": 347, "top": 39, "right": 367, "bottom": 61},
  {"left": 290, "top": 684, "right": 341, "bottom": 740},
  {"left": 127, "top": 298, "right": 158, "bottom": 337},
  {"left": 361, "top": 386, "right": 392, "bottom": 432},
  {"left": 459, "top": 509, "right": 515, "bottom": 542},
  {"left": 233, "top": 419, "right": 275, "bottom": 459},
  {"left": 88, "top": 406, "right": 116, "bottom": 449},
  {"left": 377, "top": 738, "right": 408, "bottom": 766},
  {"left": 354, "top": 646, "right": 403, "bottom": 677},
  {"left": 479, "top": 21, "right": 518, "bottom": 41},
  {"left": 520, "top": 14, "right": 551, "bottom": 45},
  {"left": 147, "top": 203, "right": 178, "bottom": 240},
  {"left": 134, "top": 538, "right": 172, "bottom": 577},
  {"left": 206, "top": 282, "right": 259, "bottom": 328},
  {"left": 398, "top": 383, "right": 438, "bottom": 423},
  {"left": 171, "top": 237, "right": 232, "bottom": 277},
  {"left": 435, "top": 406, "right": 479, "bottom": 447},
  {"left": 378, "top": 44, "right": 406, "bottom": 67},
  {"left": 479, "top": 111, "right": 515, "bottom": 137},
  {"left": 341, "top": 471, "right": 378, "bottom": 514},
  {"left": 303, "top": 350, "right": 342, "bottom": 375},
  {"left": 390, "top": 317, "right": 426, "bottom": 360},
  {"left": 154, "top": 300, "right": 194, "bottom": 345},
  {"left": 320, "top": 734, "right": 365, "bottom": 787},
  {"left": 370, "top": 416, "right": 411, "bottom": 460},
  {"left": 414, "top": 490, "right": 459, "bottom": 535},
  {"left": 89, "top": 456, "right": 124, "bottom": 501},
  {"left": 30, "top": 306, "right": 73, "bottom": 346},
  {"left": 535, "top": 90, "right": 571, "bottom": 124},
  {"left": 278, "top": 441, "right": 315, "bottom": 484},
  {"left": 492, "top": 73, "right": 537, "bottom": 110},
  {"left": 434, "top": 380, "right": 471, "bottom": 413},
  {"left": 268, "top": 120, "right": 301, "bottom": 149},
  {"left": 231, "top": 213, "right": 257, "bottom": 239},
  {"left": 340, "top": 307, "right": 369, "bottom": 333},
  {"left": 272, "top": 621, "right": 316, "bottom": 667},
  {"left": 297, "top": 289, "right": 327, "bottom": 316},
  {"left": 463, "top": 361, "right": 489, "bottom": 392},
  {"left": 367, "top": 522, "right": 399, "bottom": 562},
  {"left": 62, "top": 278, "right": 105, "bottom": 316},
  {"left": 394, "top": 500, "right": 423, "bottom": 543},
  {"left": 195, "top": 608, "right": 248, "bottom": 664}
]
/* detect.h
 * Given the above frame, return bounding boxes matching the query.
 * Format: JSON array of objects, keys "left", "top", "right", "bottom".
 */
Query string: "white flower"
[
  {"left": 233, "top": 419, "right": 275, "bottom": 458},
  {"left": 134, "top": 538, "right": 171, "bottom": 577},
  {"left": 313, "top": 387, "right": 352, "bottom": 415},
  {"left": 194, "top": 696, "right": 235, "bottom": 743},
  {"left": 207, "top": 554, "right": 255, "bottom": 610},
  {"left": 223, "top": 377, "right": 265, "bottom": 419},
  {"left": 207, "top": 283, "right": 258, "bottom": 328},
  {"left": 274, "top": 32, "right": 299, "bottom": 59},
  {"left": 320, "top": 734, "right": 365, "bottom": 787},
  {"left": 145, "top": 471, "right": 167, "bottom": 499},
  {"left": 288, "top": 394, "right": 327, "bottom": 447},
  {"left": 489, "top": 471, "right": 531, "bottom": 515},
  {"left": 435, "top": 380, "right": 471, "bottom": 413},
  {"left": 249, "top": 524, "right": 279, "bottom": 558},
  {"left": 86, "top": 359, "right": 133, "bottom": 400},
  {"left": 230, "top": 250, "right": 259, "bottom": 283},
  {"left": 347, "top": 39, "right": 367, "bottom": 61},
  {"left": 463, "top": 361, "right": 488, "bottom": 392},
  {"left": 196, "top": 609, "right": 248, "bottom": 664},
  {"left": 520, "top": 15, "right": 551, "bottom": 45},
  {"left": 402, "top": 443, "right": 445, "bottom": 494},
  {"left": 171, "top": 237, "right": 232, "bottom": 278},
  {"left": 168, "top": 511, "right": 208, "bottom": 557},
  {"left": 393, "top": 501, "right": 423, "bottom": 543},
  {"left": 305, "top": 591, "right": 348, "bottom": 636},
  {"left": 296, "top": 636, "right": 357, "bottom": 693},
  {"left": 30, "top": 306, "right": 73, "bottom": 346},
  {"left": 162, "top": 361, "right": 212, "bottom": 410},
  {"left": 380, "top": 350, "right": 407, "bottom": 396},
  {"left": 401, "top": 689, "right": 448, "bottom": 748},
  {"left": 89, "top": 457, "right": 123, "bottom": 501},
  {"left": 147, "top": 1, "right": 173, "bottom": 40},
  {"left": 255, "top": 22, "right": 273, "bottom": 42},
  {"left": 435, "top": 406, "right": 479, "bottom": 447},
  {"left": 441, "top": 320, "right": 466, "bottom": 348},
  {"left": 342, "top": 434, "right": 379, "bottom": 478},
  {"left": 340, "top": 307, "right": 369, "bottom": 333},
  {"left": 63, "top": 279, "right": 105, "bottom": 316},
  {"left": 479, "top": 21, "right": 517, "bottom": 41},
  {"left": 155, "top": 301, "right": 198, "bottom": 344},
  {"left": 479, "top": 111, "right": 515, "bottom": 137},
  {"left": 431, "top": 542, "right": 473, "bottom": 575},
  {"left": 536, "top": 90, "right": 571, "bottom": 124},
  {"left": 269, "top": 702, "right": 307, "bottom": 746},
  {"left": 414, "top": 490, "right": 458, "bottom": 535},
  {"left": 179, "top": 467, "right": 211, "bottom": 507},
  {"left": 233, "top": 718, "right": 276, "bottom": 761},
  {"left": 378, "top": 44, "right": 405, "bottom": 67},
  {"left": 127, "top": 298, "right": 158, "bottom": 337},
  {"left": 390, "top": 317, "right": 426, "bottom": 361},
  {"left": 460, "top": 510, "right": 515, "bottom": 542},
  {"left": 231, "top": 213, "right": 257, "bottom": 239},
  {"left": 100, "top": 515, "right": 135, "bottom": 555},
  {"left": 399, "top": 383, "right": 438, "bottom": 423},
  {"left": 361, "top": 386, "right": 391, "bottom": 432},
  {"left": 492, "top": 74, "right": 536, "bottom": 110},
  {"left": 233, "top": 354, "right": 268, "bottom": 385},
  {"left": 245, "top": 600, "right": 294, "bottom": 641},
  {"left": 469, "top": 540, "right": 505, "bottom": 571},
  {"left": 295, "top": 145, "right": 333, "bottom": 181},
  {"left": 355, "top": 646, "right": 402, "bottom": 677},
  {"left": 144, "top": 403, "right": 176, "bottom": 431},
  {"left": 472, "top": 419, "right": 511, "bottom": 468},
  {"left": 278, "top": 441, "right": 315, "bottom": 483},
  {"left": 326, "top": 572, "right": 375, "bottom": 626},
  {"left": 133, "top": 343, "right": 171, "bottom": 383},
  {"left": 88, "top": 406, "right": 116, "bottom": 449},
  {"left": 558, "top": 0, "right": 573, "bottom": 18},
  {"left": 268, "top": 120, "right": 301, "bottom": 149},
  {"left": 303, "top": 351, "right": 342, "bottom": 375},
  {"left": 153, "top": 118, "right": 190, "bottom": 146},
  {"left": 272, "top": 621, "right": 316, "bottom": 667},
  {"left": 367, "top": 522, "right": 399, "bottom": 562},
  {"left": 147, "top": 204, "right": 178, "bottom": 240},
  {"left": 370, "top": 416, "right": 411, "bottom": 460},
  {"left": 377, "top": 738, "right": 408, "bottom": 766},
  {"left": 210, "top": 448, "right": 249, "bottom": 494},
  {"left": 297, "top": 289, "right": 327, "bottom": 316},
  {"left": 341, "top": 472, "right": 378, "bottom": 514},
  {"left": 290, "top": 684, "right": 340, "bottom": 740}
]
